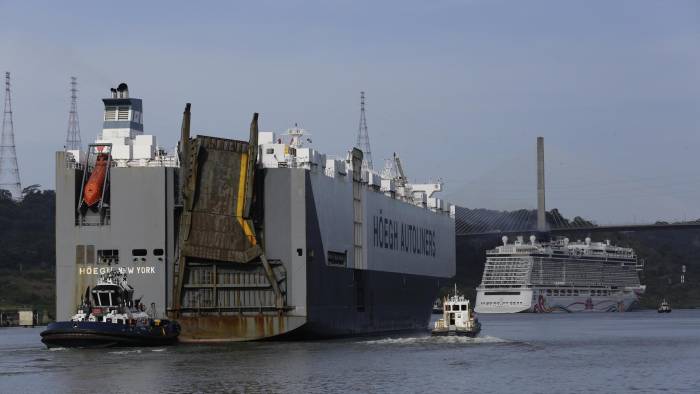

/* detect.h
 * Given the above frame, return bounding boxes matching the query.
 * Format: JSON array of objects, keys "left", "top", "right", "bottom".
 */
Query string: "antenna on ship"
[
  {"left": 356, "top": 91, "right": 373, "bottom": 170},
  {"left": 65, "top": 76, "right": 82, "bottom": 151},
  {"left": 0, "top": 72, "right": 22, "bottom": 200}
]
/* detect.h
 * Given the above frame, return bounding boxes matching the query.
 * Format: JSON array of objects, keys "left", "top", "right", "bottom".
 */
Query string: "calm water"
[{"left": 1, "top": 310, "right": 699, "bottom": 393}]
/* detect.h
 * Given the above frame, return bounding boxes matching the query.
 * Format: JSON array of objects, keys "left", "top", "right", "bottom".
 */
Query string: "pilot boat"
[
  {"left": 41, "top": 271, "right": 180, "bottom": 348},
  {"left": 432, "top": 285, "right": 481, "bottom": 337}
]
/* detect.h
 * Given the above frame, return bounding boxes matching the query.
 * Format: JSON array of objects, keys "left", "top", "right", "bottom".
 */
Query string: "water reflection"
[{"left": 1, "top": 310, "right": 699, "bottom": 393}]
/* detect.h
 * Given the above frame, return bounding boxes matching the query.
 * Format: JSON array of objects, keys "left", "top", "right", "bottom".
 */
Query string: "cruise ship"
[
  {"left": 55, "top": 83, "right": 456, "bottom": 340},
  {"left": 475, "top": 236, "right": 645, "bottom": 313}
]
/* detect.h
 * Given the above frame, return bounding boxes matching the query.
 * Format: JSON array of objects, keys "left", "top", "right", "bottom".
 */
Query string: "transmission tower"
[
  {"left": 0, "top": 72, "right": 21, "bottom": 199},
  {"left": 356, "top": 91, "right": 373, "bottom": 170},
  {"left": 65, "top": 76, "right": 82, "bottom": 151}
]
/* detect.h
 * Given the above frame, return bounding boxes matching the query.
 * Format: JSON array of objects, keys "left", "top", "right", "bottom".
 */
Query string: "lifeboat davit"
[{"left": 83, "top": 153, "right": 109, "bottom": 207}]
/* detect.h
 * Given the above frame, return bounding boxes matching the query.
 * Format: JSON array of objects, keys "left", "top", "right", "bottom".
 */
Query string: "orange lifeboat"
[{"left": 83, "top": 153, "right": 109, "bottom": 207}]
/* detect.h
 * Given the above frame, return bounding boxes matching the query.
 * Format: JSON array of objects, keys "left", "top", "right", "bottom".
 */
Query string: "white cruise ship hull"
[
  {"left": 476, "top": 288, "right": 642, "bottom": 313},
  {"left": 475, "top": 236, "right": 645, "bottom": 314},
  {"left": 474, "top": 289, "right": 533, "bottom": 313}
]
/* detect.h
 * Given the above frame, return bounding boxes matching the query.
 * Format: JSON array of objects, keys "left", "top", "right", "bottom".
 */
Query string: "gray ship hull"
[
  {"left": 303, "top": 173, "right": 444, "bottom": 337},
  {"left": 173, "top": 167, "right": 453, "bottom": 341},
  {"left": 55, "top": 152, "right": 176, "bottom": 322},
  {"left": 303, "top": 269, "right": 441, "bottom": 337}
]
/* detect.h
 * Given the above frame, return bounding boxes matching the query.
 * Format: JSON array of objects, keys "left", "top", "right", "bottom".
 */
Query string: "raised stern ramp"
[{"left": 170, "top": 105, "right": 299, "bottom": 341}]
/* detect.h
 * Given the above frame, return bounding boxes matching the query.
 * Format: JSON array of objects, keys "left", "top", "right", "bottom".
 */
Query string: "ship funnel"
[
  {"left": 530, "top": 235, "right": 536, "bottom": 245},
  {"left": 502, "top": 236, "right": 508, "bottom": 245},
  {"left": 585, "top": 237, "right": 591, "bottom": 245},
  {"left": 117, "top": 83, "right": 129, "bottom": 98}
]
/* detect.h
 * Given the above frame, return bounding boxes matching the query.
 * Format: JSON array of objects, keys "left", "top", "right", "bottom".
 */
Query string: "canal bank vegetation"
[{"left": 0, "top": 188, "right": 55, "bottom": 316}]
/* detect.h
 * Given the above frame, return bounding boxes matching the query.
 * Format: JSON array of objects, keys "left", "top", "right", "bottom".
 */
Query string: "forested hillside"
[{"left": 0, "top": 187, "right": 55, "bottom": 314}]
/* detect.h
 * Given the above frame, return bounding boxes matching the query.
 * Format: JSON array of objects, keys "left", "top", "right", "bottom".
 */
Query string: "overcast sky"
[{"left": 1, "top": 0, "right": 698, "bottom": 224}]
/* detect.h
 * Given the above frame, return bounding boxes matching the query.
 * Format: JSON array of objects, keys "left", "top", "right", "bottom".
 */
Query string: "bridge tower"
[
  {"left": 537, "top": 136, "right": 546, "bottom": 231},
  {"left": 356, "top": 91, "right": 373, "bottom": 170},
  {"left": 0, "top": 72, "right": 22, "bottom": 199}
]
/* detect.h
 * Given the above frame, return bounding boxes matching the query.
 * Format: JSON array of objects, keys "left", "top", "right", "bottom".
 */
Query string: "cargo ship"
[
  {"left": 474, "top": 236, "right": 645, "bottom": 313},
  {"left": 55, "top": 84, "right": 456, "bottom": 341}
]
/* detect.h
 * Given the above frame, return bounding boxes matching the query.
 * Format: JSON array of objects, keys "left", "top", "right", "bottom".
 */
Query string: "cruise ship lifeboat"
[{"left": 83, "top": 153, "right": 109, "bottom": 207}]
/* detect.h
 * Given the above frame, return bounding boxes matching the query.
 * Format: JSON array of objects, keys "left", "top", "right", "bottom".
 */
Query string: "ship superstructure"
[
  {"left": 56, "top": 84, "right": 456, "bottom": 341},
  {"left": 475, "top": 236, "right": 645, "bottom": 313},
  {"left": 56, "top": 83, "right": 178, "bottom": 322}
]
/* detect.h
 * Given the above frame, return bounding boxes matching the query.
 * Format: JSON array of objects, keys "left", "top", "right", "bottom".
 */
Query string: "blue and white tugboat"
[
  {"left": 432, "top": 285, "right": 481, "bottom": 337},
  {"left": 41, "top": 271, "right": 180, "bottom": 348}
]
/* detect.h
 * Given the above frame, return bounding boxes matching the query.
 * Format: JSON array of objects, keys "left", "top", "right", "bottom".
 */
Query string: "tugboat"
[
  {"left": 658, "top": 299, "right": 672, "bottom": 313},
  {"left": 41, "top": 271, "right": 180, "bottom": 348},
  {"left": 432, "top": 285, "right": 481, "bottom": 337}
]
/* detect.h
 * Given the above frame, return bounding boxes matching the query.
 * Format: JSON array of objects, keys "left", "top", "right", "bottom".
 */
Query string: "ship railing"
[
  {"left": 143, "top": 157, "right": 179, "bottom": 167},
  {"left": 109, "top": 157, "right": 180, "bottom": 168},
  {"left": 65, "top": 160, "right": 85, "bottom": 170},
  {"left": 76, "top": 210, "right": 111, "bottom": 226}
]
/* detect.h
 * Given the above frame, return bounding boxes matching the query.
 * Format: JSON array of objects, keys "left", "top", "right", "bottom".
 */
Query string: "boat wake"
[
  {"left": 108, "top": 349, "right": 143, "bottom": 355},
  {"left": 359, "top": 335, "right": 507, "bottom": 346}
]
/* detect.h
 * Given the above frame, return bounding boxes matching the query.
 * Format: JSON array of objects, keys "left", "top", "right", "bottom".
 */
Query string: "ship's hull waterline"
[
  {"left": 40, "top": 321, "right": 179, "bottom": 348},
  {"left": 176, "top": 269, "right": 442, "bottom": 342}
]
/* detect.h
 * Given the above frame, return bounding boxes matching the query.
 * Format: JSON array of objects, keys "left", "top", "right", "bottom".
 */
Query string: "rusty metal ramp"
[
  {"left": 170, "top": 105, "right": 301, "bottom": 341},
  {"left": 179, "top": 135, "right": 260, "bottom": 263}
]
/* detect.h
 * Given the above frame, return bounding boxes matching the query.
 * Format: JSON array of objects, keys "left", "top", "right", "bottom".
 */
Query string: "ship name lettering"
[
  {"left": 78, "top": 266, "right": 156, "bottom": 275},
  {"left": 372, "top": 214, "right": 436, "bottom": 258}
]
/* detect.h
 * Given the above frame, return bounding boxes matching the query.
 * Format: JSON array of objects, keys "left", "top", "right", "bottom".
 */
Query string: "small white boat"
[
  {"left": 658, "top": 299, "right": 672, "bottom": 313},
  {"left": 432, "top": 285, "right": 481, "bottom": 337}
]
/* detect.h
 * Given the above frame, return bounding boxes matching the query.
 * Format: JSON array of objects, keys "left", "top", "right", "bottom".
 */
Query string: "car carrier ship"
[
  {"left": 55, "top": 83, "right": 456, "bottom": 341},
  {"left": 474, "top": 236, "right": 645, "bottom": 313}
]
